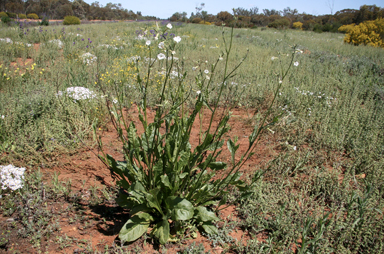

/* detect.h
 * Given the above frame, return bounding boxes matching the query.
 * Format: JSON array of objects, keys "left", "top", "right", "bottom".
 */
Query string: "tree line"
[
  {"left": 171, "top": 4, "right": 384, "bottom": 32},
  {"left": 0, "top": 0, "right": 157, "bottom": 20},
  {"left": 1, "top": 0, "right": 383, "bottom": 32}
]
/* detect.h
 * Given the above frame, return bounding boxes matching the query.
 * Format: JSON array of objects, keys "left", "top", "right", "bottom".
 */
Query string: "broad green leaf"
[
  {"left": 160, "top": 174, "right": 172, "bottom": 190},
  {"left": 166, "top": 197, "right": 194, "bottom": 221},
  {"left": 194, "top": 206, "right": 220, "bottom": 222},
  {"left": 152, "top": 219, "right": 170, "bottom": 245},
  {"left": 145, "top": 188, "right": 163, "bottom": 214},
  {"left": 119, "top": 213, "right": 152, "bottom": 243},
  {"left": 116, "top": 192, "right": 135, "bottom": 209},
  {"left": 201, "top": 221, "right": 218, "bottom": 235},
  {"left": 179, "top": 172, "right": 188, "bottom": 179},
  {"left": 208, "top": 161, "right": 227, "bottom": 170},
  {"left": 130, "top": 204, "right": 152, "bottom": 216}
]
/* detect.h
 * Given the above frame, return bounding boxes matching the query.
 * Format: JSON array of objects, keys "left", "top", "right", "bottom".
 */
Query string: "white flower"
[
  {"left": 171, "top": 51, "right": 176, "bottom": 55},
  {"left": 219, "top": 57, "right": 223, "bottom": 61},
  {"left": 196, "top": 90, "right": 201, "bottom": 95},
  {"left": 81, "top": 52, "right": 97, "bottom": 65},
  {"left": 279, "top": 80, "right": 283, "bottom": 84},
  {"left": 0, "top": 164, "right": 26, "bottom": 191},
  {"left": 192, "top": 66, "right": 198, "bottom": 71},
  {"left": 57, "top": 87, "right": 97, "bottom": 101},
  {"left": 271, "top": 56, "right": 278, "bottom": 61},
  {"left": 157, "top": 53, "right": 166, "bottom": 60},
  {"left": 293, "top": 146, "right": 297, "bottom": 151},
  {"left": 167, "top": 23, "right": 172, "bottom": 29},
  {"left": 173, "top": 36, "right": 181, "bottom": 43},
  {"left": 294, "top": 61, "right": 299, "bottom": 66},
  {"left": 0, "top": 38, "right": 13, "bottom": 44},
  {"left": 158, "top": 41, "right": 165, "bottom": 49},
  {"left": 146, "top": 40, "right": 151, "bottom": 46},
  {"left": 113, "top": 98, "right": 118, "bottom": 104},
  {"left": 206, "top": 75, "right": 210, "bottom": 80},
  {"left": 170, "top": 71, "right": 179, "bottom": 78},
  {"left": 49, "top": 39, "right": 63, "bottom": 49},
  {"left": 204, "top": 69, "right": 209, "bottom": 74},
  {"left": 1, "top": 115, "right": 4, "bottom": 119}
]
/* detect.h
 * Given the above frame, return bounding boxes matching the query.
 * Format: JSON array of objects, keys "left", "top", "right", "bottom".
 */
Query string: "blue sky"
[{"left": 84, "top": 0, "right": 383, "bottom": 19}]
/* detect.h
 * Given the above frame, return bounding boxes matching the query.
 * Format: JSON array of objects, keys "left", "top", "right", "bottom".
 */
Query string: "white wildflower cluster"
[
  {"left": 57, "top": 87, "right": 97, "bottom": 101},
  {"left": 49, "top": 39, "right": 63, "bottom": 49},
  {"left": 81, "top": 52, "right": 97, "bottom": 65},
  {"left": 0, "top": 165, "right": 26, "bottom": 192},
  {"left": 0, "top": 38, "right": 13, "bottom": 44},
  {"left": 127, "top": 55, "right": 141, "bottom": 63},
  {"left": 14, "top": 41, "right": 32, "bottom": 47}
]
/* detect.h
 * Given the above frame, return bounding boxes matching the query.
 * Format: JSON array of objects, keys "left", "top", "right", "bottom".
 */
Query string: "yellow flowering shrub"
[
  {"left": 342, "top": 18, "right": 384, "bottom": 48},
  {"left": 292, "top": 21, "right": 303, "bottom": 30},
  {"left": 199, "top": 21, "right": 212, "bottom": 25},
  {"left": 338, "top": 24, "right": 356, "bottom": 33}
]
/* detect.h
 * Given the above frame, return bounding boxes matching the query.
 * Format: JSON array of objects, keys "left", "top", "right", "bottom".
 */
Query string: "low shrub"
[
  {"left": 268, "top": 18, "right": 290, "bottom": 29},
  {"left": 63, "top": 16, "right": 80, "bottom": 25},
  {"left": 1, "top": 16, "right": 11, "bottom": 24},
  {"left": 18, "top": 14, "right": 27, "bottom": 19},
  {"left": 38, "top": 17, "right": 49, "bottom": 26},
  {"left": 192, "top": 17, "right": 202, "bottom": 24},
  {"left": 6, "top": 12, "right": 16, "bottom": 18},
  {"left": 27, "top": 13, "right": 39, "bottom": 20},
  {"left": 0, "top": 12, "right": 8, "bottom": 18}
]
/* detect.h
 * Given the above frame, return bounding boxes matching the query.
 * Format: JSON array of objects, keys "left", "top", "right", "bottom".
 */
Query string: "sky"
[{"left": 84, "top": 0, "right": 384, "bottom": 19}]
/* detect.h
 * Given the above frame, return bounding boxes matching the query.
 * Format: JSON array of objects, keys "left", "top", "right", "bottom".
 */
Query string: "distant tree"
[
  {"left": 216, "top": 11, "right": 233, "bottom": 24},
  {"left": 263, "top": 9, "right": 281, "bottom": 17}
]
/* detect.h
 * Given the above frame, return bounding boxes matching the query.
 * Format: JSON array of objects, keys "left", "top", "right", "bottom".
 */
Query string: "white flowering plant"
[
  {"left": 0, "top": 165, "right": 26, "bottom": 196},
  {"left": 97, "top": 28, "right": 298, "bottom": 245}
]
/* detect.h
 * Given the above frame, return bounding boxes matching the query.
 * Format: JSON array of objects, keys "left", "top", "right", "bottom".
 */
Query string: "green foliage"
[
  {"left": 18, "top": 14, "right": 27, "bottom": 19},
  {"left": 38, "top": 17, "right": 49, "bottom": 26},
  {"left": 268, "top": 18, "right": 290, "bottom": 29},
  {"left": 192, "top": 17, "right": 202, "bottom": 24},
  {"left": 27, "top": 13, "right": 39, "bottom": 20},
  {"left": 6, "top": 12, "right": 16, "bottom": 18},
  {"left": 63, "top": 16, "right": 81, "bottom": 25},
  {"left": 1, "top": 15, "right": 11, "bottom": 24}
]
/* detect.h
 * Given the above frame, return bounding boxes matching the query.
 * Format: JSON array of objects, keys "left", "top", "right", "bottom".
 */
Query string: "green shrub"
[
  {"left": 0, "top": 12, "right": 8, "bottom": 18},
  {"left": 1, "top": 16, "right": 11, "bottom": 24},
  {"left": 27, "top": 13, "right": 39, "bottom": 19},
  {"left": 268, "top": 18, "right": 290, "bottom": 29},
  {"left": 6, "top": 12, "right": 16, "bottom": 18},
  {"left": 63, "top": 16, "right": 81, "bottom": 25},
  {"left": 38, "top": 17, "right": 49, "bottom": 26},
  {"left": 18, "top": 14, "right": 27, "bottom": 19},
  {"left": 192, "top": 17, "right": 202, "bottom": 24}
]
